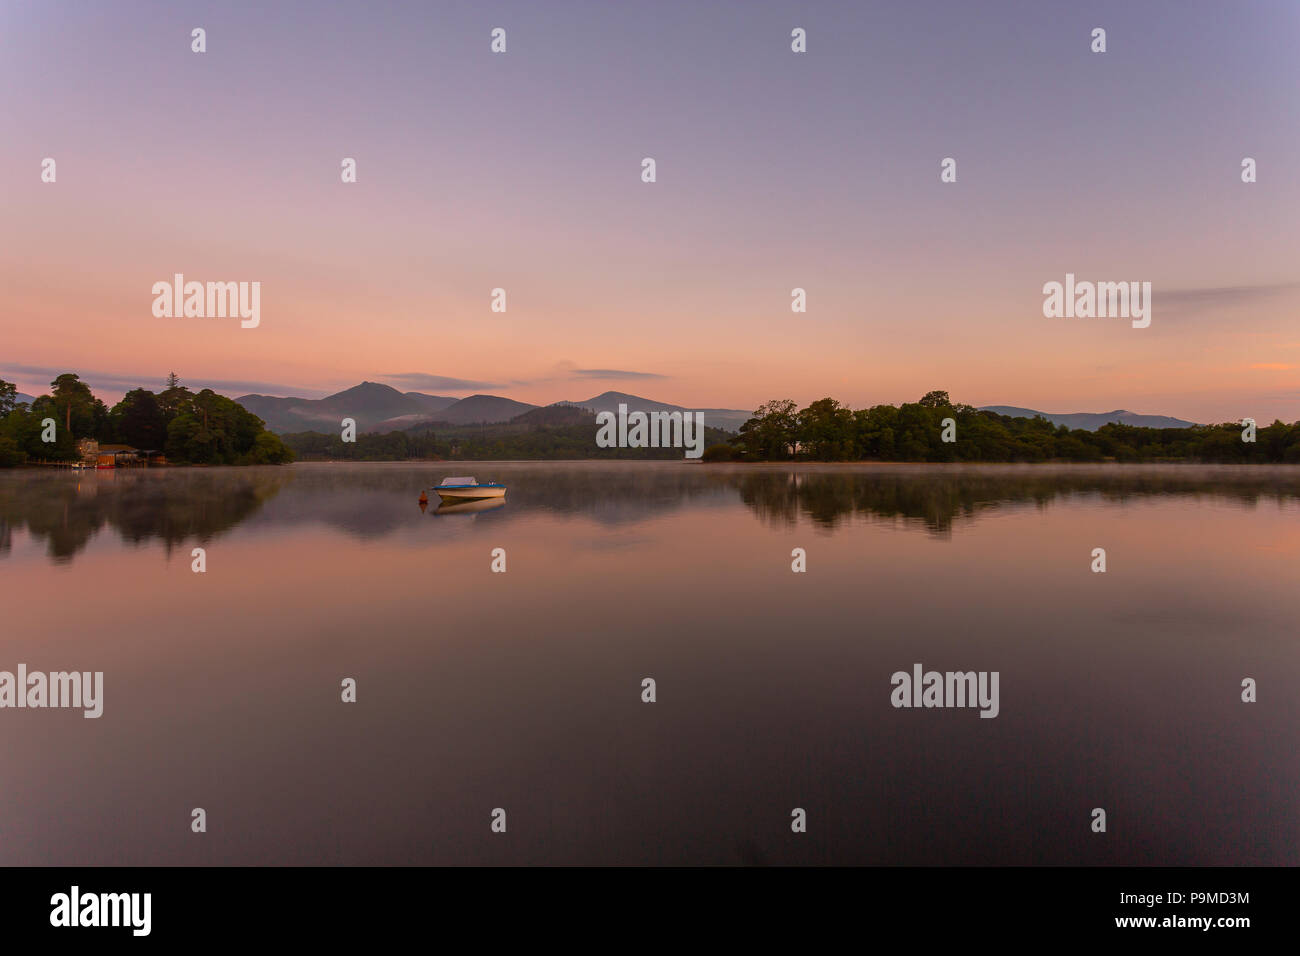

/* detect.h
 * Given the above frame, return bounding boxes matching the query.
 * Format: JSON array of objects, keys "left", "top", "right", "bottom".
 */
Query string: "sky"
[{"left": 2, "top": 0, "right": 1298, "bottom": 422}]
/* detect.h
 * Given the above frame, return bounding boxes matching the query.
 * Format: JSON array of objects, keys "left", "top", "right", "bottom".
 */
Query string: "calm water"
[{"left": 1, "top": 462, "right": 1297, "bottom": 865}]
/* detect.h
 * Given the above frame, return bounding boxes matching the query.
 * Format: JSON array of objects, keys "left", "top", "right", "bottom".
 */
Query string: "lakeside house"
[{"left": 75, "top": 440, "right": 164, "bottom": 468}]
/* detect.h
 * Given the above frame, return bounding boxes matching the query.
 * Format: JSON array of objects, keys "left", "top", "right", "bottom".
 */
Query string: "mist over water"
[{"left": 2, "top": 462, "right": 1297, "bottom": 864}]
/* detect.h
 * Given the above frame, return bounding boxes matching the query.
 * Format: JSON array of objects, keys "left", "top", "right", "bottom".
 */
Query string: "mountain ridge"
[
  {"left": 563, "top": 390, "right": 753, "bottom": 433},
  {"left": 236, "top": 382, "right": 460, "bottom": 433},
  {"left": 980, "top": 406, "right": 1198, "bottom": 431},
  {"left": 235, "top": 384, "right": 753, "bottom": 434},
  {"left": 229, "top": 381, "right": 1201, "bottom": 436}
]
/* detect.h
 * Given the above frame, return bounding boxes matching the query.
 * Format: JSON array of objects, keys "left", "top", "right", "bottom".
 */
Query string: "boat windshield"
[{"left": 441, "top": 477, "right": 477, "bottom": 486}]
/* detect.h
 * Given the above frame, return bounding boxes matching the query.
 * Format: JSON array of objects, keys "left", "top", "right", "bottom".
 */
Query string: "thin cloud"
[
  {"left": 1159, "top": 282, "right": 1299, "bottom": 319},
  {"left": 570, "top": 368, "right": 669, "bottom": 380},
  {"left": 0, "top": 364, "right": 329, "bottom": 398},
  {"left": 380, "top": 372, "right": 507, "bottom": 392},
  {"left": 1249, "top": 363, "right": 1296, "bottom": 371}
]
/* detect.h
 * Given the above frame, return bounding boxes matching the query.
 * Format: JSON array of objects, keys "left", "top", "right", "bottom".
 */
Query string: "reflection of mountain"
[
  {"left": 719, "top": 465, "right": 1300, "bottom": 535},
  {"left": 0, "top": 468, "right": 291, "bottom": 563}
]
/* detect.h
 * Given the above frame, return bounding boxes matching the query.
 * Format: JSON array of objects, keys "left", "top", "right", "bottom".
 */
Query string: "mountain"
[
  {"left": 569, "top": 391, "right": 752, "bottom": 433},
  {"left": 404, "top": 392, "right": 459, "bottom": 414},
  {"left": 980, "top": 406, "right": 1199, "bottom": 431},
  {"left": 236, "top": 382, "right": 459, "bottom": 433},
  {"left": 433, "top": 394, "right": 538, "bottom": 425},
  {"left": 510, "top": 403, "right": 595, "bottom": 426},
  {"left": 15, "top": 392, "right": 35, "bottom": 405},
  {"left": 233, "top": 382, "right": 750, "bottom": 434},
  {"left": 242, "top": 382, "right": 1218, "bottom": 438}
]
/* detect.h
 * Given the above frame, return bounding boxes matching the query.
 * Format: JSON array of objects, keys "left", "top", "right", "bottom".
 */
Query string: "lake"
[{"left": 1, "top": 461, "right": 1297, "bottom": 865}]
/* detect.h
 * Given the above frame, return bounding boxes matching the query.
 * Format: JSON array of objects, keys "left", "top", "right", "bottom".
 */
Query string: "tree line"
[
  {"left": 0, "top": 373, "right": 293, "bottom": 466},
  {"left": 706, "top": 390, "right": 1300, "bottom": 463},
  {"left": 281, "top": 418, "right": 734, "bottom": 461}
]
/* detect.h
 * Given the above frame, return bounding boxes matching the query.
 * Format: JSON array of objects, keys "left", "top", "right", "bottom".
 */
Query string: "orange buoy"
[{"left": 418, "top": 490, "right": 428, "bottom": 504}]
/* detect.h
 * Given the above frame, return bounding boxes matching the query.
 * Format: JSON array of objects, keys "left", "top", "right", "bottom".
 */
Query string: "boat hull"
[{"left": 435, "top": 486, "right": 506, "bottom": 500}]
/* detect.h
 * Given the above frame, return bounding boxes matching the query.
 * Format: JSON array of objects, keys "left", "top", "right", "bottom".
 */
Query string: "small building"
[
  {"left": 94, "top": 444, "right": 142, "bottom": 468},
  {"left": 78, "top": 438, "right": 99, "bottom": 463}
]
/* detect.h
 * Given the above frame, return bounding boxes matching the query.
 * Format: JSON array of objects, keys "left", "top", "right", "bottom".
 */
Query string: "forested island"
[
  {"left": 709, "top": 391, "right": 1300, "bottom": 463},
  {"left": 0, "top": 374, "right": 292, "bottom": 466}
]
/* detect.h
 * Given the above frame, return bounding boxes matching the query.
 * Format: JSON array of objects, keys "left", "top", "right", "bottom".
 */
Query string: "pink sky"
[{"left": 3, "top": 0, "right": 1298, "bottom": 423}]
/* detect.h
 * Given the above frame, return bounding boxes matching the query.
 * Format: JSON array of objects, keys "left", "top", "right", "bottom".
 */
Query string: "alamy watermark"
[
  {"left": 890, "top": 663, "right": 999, "bottom": 718},
  {"left": 0, "top": 664, "right": 103, "bottom": 718},
  {"left": 50, "top": 886, "right": 150, "bottom": 936},
  {"left": 595, "top": 403, "right": 706, "bottom": 458},
  {"left": 1043, "top": 273, "right": 1151, "bottom": 328},
  {"left": 152, "top": 273, "right": 260, "bottom": 328}
]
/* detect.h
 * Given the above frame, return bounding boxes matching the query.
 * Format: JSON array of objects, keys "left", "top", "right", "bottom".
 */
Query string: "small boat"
[{"left": 433, "top": 476, "right": 506, "bottom": 501}]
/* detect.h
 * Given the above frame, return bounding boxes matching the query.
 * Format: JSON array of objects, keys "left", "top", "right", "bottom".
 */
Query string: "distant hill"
[
  {"left": 238, "top": 381, "right": 544, "bottom": 433},
  {"left": 980, "top": 406, "right": 1199, "bottom": 431},
  {"left": 15, "top": 392, "right": 36, "bottom": 405},
  {"left": 237, "top": 381, "right": 459, "bottom": 433},
  {"left": 433, "top": 394, "right": 538, "bottom": 425},
  {"left": 249, "top": 384, "right": 1221, "bottom": 438},
  {"left": 511, "top": 403, "right": 596, "bottom": 426},
  {"left": 404, "top": 392, "right": 460, "bottom": 414},
  {"left": 568, "top": 391, "right": 751, "bottom": 433}
]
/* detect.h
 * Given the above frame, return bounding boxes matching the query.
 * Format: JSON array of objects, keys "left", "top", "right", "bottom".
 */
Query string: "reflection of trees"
[
  {"left": 279, "top": 463, "right": 1300, "bottom": 539},
  {"left": 0, "top": 468, "right": 291, "bottom": 563},
  {"left": 5, "top": 463, "right": 1299, "bottom": 564},
  {"left": 719, "top": 466, "right": 1300, "bottom": 536}
]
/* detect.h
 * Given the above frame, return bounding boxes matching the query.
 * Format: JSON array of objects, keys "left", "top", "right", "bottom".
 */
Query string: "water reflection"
[
  {"left": 716, "top": 464, "right": 1300, "bottom": 535},
  {"left": 4, "top": 463, "right": 1300, "bottom": 563},
  {"left": 0, "top": 468, "right": 291, "bottom": 563},
  {"left": 2, "top": 461, "right": 1297, "bottom": 866},
  {"left": 433, "top": 497, "right": 507, "bottom": 516}
]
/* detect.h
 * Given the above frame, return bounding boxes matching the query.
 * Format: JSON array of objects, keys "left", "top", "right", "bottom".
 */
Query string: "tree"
[
  {"left": 50, "top": 373, "right": 96, "bottom": 435},
  {"left": 737, "top": 399, "right": 799, "bottom": 459},
  {"left": 247, "top": 430, "right": 294, "bottom": 464},
  {"left": 918, "top": 390, "right": 951, "bottom": 409},
  {"left": 164, "top": 388, "right": 291, "bottom": 464},
  {"left": 110, "top": 389, "right": 168, "bottom": 449},
  {"left": 0, "top": 371, "right": 290, "bottom": 467},
  {"left": 798, "top": 398, "right": 853, "bottom": 460},
  {"left": 0, "top": 379, "right": 16, "bottom": 416},
  {"left": 157, "top": 377, "right": 192, "bottom": 423},
  {"left": 0, "top": 389, "right": 26, "bottom": 466},
  {"left": 852, "top": 405, "right": 898, "bottom": 459}
]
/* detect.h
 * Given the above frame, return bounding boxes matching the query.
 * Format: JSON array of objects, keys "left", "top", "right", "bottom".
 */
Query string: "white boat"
[{"left": 433, "top": 476, "right": 507, "bottom": 500}]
